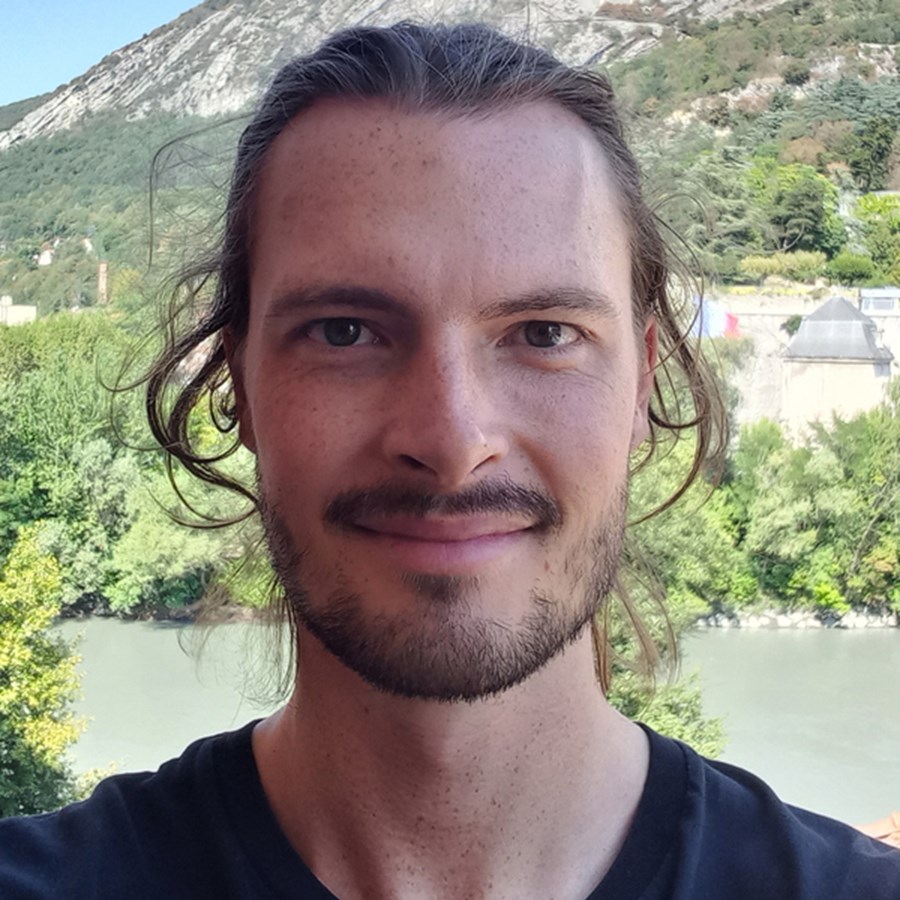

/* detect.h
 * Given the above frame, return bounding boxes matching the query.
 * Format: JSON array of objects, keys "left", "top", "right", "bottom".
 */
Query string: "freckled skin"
[
  {"left": 235, "top": 99, "right": 656, "bottom": 900},
  {"left": 236, "top": 100, "right": 654, "bottom": 633}
]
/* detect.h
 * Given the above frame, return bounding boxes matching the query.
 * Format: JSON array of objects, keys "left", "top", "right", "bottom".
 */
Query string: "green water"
[
  {"left": 59, "top": 619, "right": 898, "bottom": 825},
  {"left": 682, "top": 627, "right": 900, "bottom": 825}
]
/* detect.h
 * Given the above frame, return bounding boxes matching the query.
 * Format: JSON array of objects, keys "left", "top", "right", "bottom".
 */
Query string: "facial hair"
[{"left": 259, "top": 478, "right": 627, "bottom": 703}]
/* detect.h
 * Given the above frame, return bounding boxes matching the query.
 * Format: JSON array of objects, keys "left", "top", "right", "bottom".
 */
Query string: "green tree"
[
  {"left": 849, "top": 116, "right": 900, "bottom": 192},
  {"left": 0, "top": 528, "right": 81, "bottom": 817},
  {"left": 783, "top": 61, "right": 811, "bottom": 86},
  {"left": 855, "top": 193, "right": 900, "bottom": 281},
  {"left": 769, "top": 168, "right": 845, "bottom": 254},
  {"left": 631, "top": 440, "right": 756, "bottom": 619},
  {"left": 826, "top": 250, "right": 875, "bottom": 284},
  {"left": 813, "top": 385, "right": 900, "bottom": 611},
  {"left": 103, "top": 474, "right": 226, "bottom": 613},
  {"left": 723, "top": 392, "right": 900, "bottom": 616},
  {"left": 744, "top": 160, "right": 846, "bottom": 256}
]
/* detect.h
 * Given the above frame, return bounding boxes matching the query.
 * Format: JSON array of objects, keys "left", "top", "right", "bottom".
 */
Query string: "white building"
[{"left": 781, "top": 296, "right": 893, "bottom": 437}]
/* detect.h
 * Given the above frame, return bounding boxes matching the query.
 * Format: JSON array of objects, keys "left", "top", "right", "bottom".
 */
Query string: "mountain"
[
  {"left": 0, "top": 0, "right": 789, "bottom": 149},
  {"left": 1, "top": 0, "right": 897, "bottom": 319}
]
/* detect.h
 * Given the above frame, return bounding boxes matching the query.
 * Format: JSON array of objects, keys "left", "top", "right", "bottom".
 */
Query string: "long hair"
[{"left": 142, "top": 22, "right": 727, "bottom": 691}]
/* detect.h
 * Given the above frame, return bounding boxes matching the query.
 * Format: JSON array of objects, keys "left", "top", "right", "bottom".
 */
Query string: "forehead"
[{"left": 249, "top": 98, "right": 631, "bottom": 314}]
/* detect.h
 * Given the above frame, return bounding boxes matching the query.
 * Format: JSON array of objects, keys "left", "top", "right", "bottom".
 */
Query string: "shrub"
[
  {"left": 739, "top": 250, "right": 827, "bottom": 282},
  {"left": 781, "top": 314, "right": 803, "bottom": 336},
  {"left": 783, "top": 61, "right": 811, "bottom": 87},
  {"left": 826, "top": 251, "right": 876, "bottom": 284}
]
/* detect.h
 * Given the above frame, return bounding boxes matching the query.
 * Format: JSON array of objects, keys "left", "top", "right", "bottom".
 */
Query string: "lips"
[
  {"left": 353, "top": 514, "right": 531, "bottom": 542},
  {"left": 350, "top": 515, "right": 533, "bottom": 571}
]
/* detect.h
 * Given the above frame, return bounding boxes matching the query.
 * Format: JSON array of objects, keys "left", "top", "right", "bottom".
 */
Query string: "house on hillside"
[{"left": 781, "top": 296, "right": 893, "bottom": 437}]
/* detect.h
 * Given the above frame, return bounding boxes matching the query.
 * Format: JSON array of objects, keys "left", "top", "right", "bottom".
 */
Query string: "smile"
[{"left": 351, "top": 516, "right": 533, "bottom": 571}]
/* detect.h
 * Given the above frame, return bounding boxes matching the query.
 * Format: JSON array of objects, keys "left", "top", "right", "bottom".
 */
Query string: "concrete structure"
[
  {"left": 781, "top": 297, "right": 893, "bottom": 437},
  {"left": 860, "top": 288, "right": 900, "bottom": 368},
  {"left": 0, "top": 296, "right": 37, "bottom": 326},
  {"left": 860, "top": 287, "right": 900, "bottom": 315},
  {"left": 97, "top": 262, "right": 109, "bottom": 306}
]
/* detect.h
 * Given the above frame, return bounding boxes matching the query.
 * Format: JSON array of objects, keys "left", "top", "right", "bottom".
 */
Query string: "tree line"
[{"left": 2, "top": 304, "right": 899, "bottom": 815}]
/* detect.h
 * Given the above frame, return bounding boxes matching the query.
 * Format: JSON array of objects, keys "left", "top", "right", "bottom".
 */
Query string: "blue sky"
[{"left": 0, "top": 1, "right": 198, "bottom": 106}]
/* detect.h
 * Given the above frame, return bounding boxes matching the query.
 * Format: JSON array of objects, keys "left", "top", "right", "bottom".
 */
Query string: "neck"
[{"left": 253, "top": 630, "right": 649, "bottom": 900}]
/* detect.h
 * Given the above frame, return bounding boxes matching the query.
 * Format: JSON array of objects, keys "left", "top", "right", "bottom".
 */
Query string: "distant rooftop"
[{"left": 786, "top": 296, "right": 893, "bottom": 362}]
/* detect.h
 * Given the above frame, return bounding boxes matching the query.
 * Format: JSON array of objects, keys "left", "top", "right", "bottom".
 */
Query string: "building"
[
  {"left": 859, "top": 287, "right": 900, "bottom": 315},
  {"left": 781, "top": 296, "right": 893, "bottom": 437},
  {"left": 0, "top": 296, "right": 37, "bottom": 326}
]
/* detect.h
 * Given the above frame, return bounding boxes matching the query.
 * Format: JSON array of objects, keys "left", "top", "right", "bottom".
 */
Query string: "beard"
[{"left": 260, "top": 478, "right": 627, "bottom": 703}]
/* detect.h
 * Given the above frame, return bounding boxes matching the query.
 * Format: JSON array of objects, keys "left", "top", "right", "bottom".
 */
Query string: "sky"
[{"left": 0, "top": 0, "right": 199, "bottom": 107}]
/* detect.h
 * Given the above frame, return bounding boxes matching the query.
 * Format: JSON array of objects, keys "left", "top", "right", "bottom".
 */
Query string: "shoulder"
[
  {"left": 0, "top": 723, "right": 259, "bottom": 900},
  {"left": 661, "top": 729, "right": 900, "bottom": 898},
  {"left": 598, "top": 726, "right": 900, "bottom": 899}
]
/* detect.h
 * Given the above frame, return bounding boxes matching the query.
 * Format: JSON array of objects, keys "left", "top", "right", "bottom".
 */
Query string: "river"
[{"left": 57, "top": 619, "right": 898, "bottom": 826}]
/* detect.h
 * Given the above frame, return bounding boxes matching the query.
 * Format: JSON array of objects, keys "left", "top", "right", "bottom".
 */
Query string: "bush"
[
  {"left": 781, "top": 314, "right": 803, "bottom": 336},
  {"left": 783, "top": 61, "right": 811, "bottom": 87},
  {"left": 739, "top": 250, "right": 827, "bottom": 282},
  {"left": 826, "top": 251, "right": 875, "bottom": 284}
]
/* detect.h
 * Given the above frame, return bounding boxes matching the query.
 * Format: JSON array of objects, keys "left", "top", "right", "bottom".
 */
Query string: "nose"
[{"left": 380, "top": 337, "right": 509, "bottom": 489}]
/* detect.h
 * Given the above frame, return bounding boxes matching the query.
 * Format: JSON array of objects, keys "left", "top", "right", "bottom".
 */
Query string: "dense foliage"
[
  {"left": 0, "top": 528, "right": 80, "bottom": 816},
  {"left": 724, "top": 390, "right": 900, "bottom": 615},
  {"left": 614, "top": 0, "right": 900, "bottom": 114}
]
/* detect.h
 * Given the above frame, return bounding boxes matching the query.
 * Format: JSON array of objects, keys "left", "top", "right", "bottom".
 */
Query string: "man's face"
[{"left": 230, "top": 99, "right": 655, "bottom": 701}]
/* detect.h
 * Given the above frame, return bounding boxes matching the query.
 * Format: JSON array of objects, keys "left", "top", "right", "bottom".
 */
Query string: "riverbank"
[
  {"left": 59, "top": 601, "right": 262, "bottom": 624},
  {"left": 61, "top": 602, "right": 900, "bottom": 631},
  {"left": 697, "top": 608, "right": 899, "bottom": 629}
]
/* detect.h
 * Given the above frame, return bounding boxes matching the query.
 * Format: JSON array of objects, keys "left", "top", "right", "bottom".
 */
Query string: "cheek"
[
  {"left": 248, "top": 373, "right": 371, "bottom": 496},
  {"left": 507, "top": 373, "right": 635, "bottom": 510}
]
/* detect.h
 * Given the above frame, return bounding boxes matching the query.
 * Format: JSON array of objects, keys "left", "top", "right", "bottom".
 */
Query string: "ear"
[
  {"left": 629, "top": 315, "right": 657, "bottom": 452},
  {"left": 223, "top": 327, "right": 257, "bottom": 454}
]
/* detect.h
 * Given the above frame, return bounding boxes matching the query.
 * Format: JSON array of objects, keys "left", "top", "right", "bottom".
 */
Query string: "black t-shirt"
[{"left": 1, "top": 720, "right": 898, "bottom": 898}]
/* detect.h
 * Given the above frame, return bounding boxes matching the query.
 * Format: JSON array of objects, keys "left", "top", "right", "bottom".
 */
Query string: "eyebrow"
[
  {"left": 476, "top": 288, "right": 622, "bottom": 321},
  {"left": 265, "top": 285, "right": 405, "bottom": 320},
  {"left": 264, "top": 284, "right": 622, "bottom": 321}
]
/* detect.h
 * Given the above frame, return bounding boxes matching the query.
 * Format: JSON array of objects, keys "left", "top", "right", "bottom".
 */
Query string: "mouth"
[{"left": 350, "top": 515, "right": 534, "bottom": 571}]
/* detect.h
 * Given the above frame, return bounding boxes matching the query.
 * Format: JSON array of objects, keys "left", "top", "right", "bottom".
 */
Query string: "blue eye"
[{"left": 307, "top": 318, "right": 376, "bottom": 346}]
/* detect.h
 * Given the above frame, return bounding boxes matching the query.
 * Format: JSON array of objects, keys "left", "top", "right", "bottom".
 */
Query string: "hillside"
[
  {"left": 0, "top": 0, "right": 791, "bottom": 149},
  {"left": 613, "top": 0, "right": 899, "bottom": 115},
  {"left": 0, "top": 0, "right": 897, "bottom": 318}
]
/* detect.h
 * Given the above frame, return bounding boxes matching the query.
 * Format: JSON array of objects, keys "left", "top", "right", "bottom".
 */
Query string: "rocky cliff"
[{"left": 0, "top": 0, "right": 784, "bottom": 150}]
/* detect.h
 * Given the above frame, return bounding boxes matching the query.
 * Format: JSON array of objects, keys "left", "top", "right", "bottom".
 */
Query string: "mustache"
[{"left": 324, "top": 479, "right": 562, "bottom": 533}]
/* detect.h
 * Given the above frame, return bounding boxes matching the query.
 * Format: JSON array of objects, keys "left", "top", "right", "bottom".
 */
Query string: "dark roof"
[
  {"left": 805, "top": 296, "right": 871, "bottom": 322},
  {"left": 786, "top": 297, "right": 893, "bottom": 362}
]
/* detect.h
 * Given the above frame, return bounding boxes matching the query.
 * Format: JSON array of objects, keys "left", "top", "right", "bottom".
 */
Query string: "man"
[{"left": 1, "top": 21, "right": 898, "bottom": 900}]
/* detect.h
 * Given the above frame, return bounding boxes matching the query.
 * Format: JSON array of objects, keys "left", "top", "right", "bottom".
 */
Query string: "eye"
[
  {"left": 517, "top": 321, "right": 582, "bottom": 349},
  {"left": 306, "top": 318, "right": 378, "bottom": 347}
]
